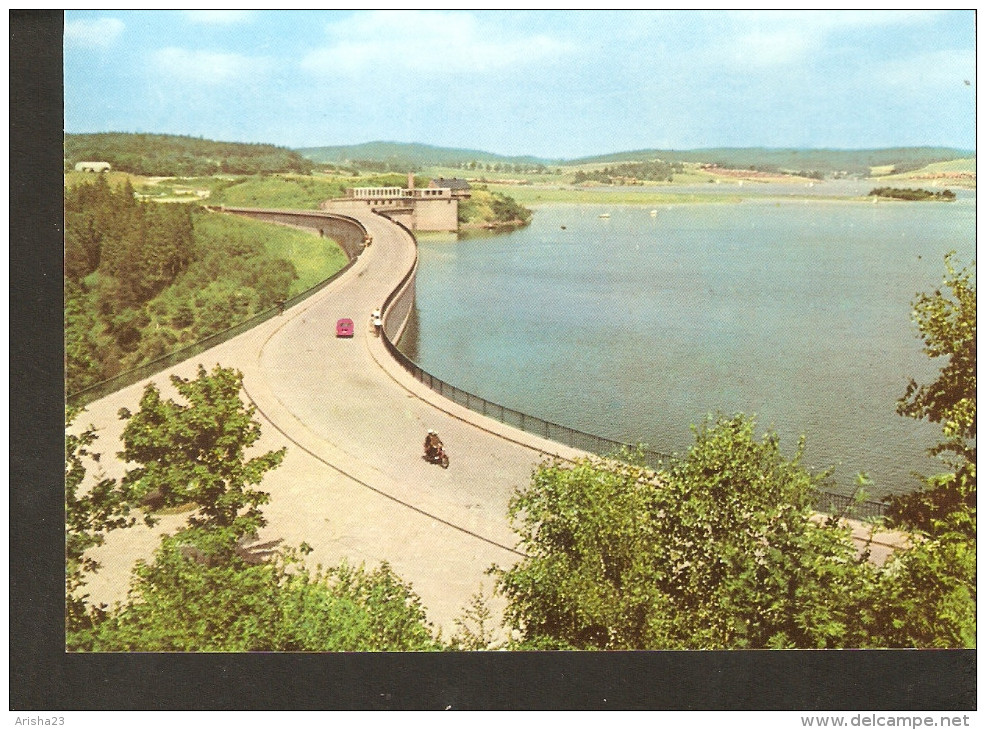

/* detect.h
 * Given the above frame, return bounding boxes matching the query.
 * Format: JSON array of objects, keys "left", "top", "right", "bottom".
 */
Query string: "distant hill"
[
  {"left": 65, "top": 133, "right": 313, "bottom": 177},
  {"left": 68, "top": 134, "right": 973, "bottom": 180},
  {"left": 298, "top": 141, "right": 973, "bottom": 177},
  {"left": 297, "top": 141, "right": 554, "bottom": 168},
  {"left": 566, "top": 147, "right": 975, "bottom": 176}
]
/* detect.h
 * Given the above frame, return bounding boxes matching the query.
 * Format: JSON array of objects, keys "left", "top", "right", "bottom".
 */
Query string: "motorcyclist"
[{"left": 424, "top": 429, "right": 443, "bottom": 459}]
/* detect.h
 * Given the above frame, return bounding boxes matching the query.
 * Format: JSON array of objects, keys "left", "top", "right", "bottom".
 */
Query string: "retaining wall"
[{"left": 216, "top": 207, "right": 368, "bottom": 259}]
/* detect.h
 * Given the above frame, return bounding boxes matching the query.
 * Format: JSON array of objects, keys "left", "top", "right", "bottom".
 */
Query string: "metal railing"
[
  {"left": 380, "top": 334, "right": 888, "bottom": 520},
  {"left": 811, "top": 490, "right": 889, "bottom": 522},
  {"left": 374, "top": 219, "right": 889, "bottom": 522},
  {"left": 383, "top": 336, "right": 674, "bottom": 465}
]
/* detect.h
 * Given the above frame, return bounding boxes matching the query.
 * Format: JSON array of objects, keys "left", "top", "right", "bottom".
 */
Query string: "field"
[
  {"left": 876, "top": 158, "right": 976, "bottom": 188},
  {"left": 485, "top": 184, "right": 743, "bottom": 206}
]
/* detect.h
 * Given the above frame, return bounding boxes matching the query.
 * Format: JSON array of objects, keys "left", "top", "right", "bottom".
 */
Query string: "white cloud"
[
  {"left": 301, "top": 10, "right": 571, "bottom": 75},
  {"left": 182, "top": 11, "right": 255, "bottom": 25},
  {"left": 721, "top": 10, "right": 945, "bottom": 68},
  {"left": 64, "top": 17, "right": 124, "bottom": 49},
  {"left": 151, "top": 47, "right": 270, "bottom": 85}
]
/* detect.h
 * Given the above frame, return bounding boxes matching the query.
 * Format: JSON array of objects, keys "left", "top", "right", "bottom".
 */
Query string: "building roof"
[
  {"left": 430, "top": 177, "right": 471, "bottom": 191},
  {"left": 75, "top": 161, "right": 112, "bottom": 170}
]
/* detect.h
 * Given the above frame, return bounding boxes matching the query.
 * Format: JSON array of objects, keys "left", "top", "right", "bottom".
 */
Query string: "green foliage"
[
  {"left": 572, "top": 160, "right": 682, "bottom": 185},
  {"left": 497, "top": 406, "right": 976, "bottom": 648},
  {"left": 66, "top": 366, "right": 445, "bottom": 652},
  {"left": 65, "top": 175, "right": 194, "bottom": 305},
  {"left": 495, "top": 416, "right": 883, "bottom": 650},
  {"left": 448, "top": 587, "right": 501, "bottom": 651},
  {"left": 64, "top": 180, "right": 352, "bottom": 395},
  {"left": 298, "top": 140, "right": 553, "bottom": 169},
  {"left": 211, "top": 175, "right": 349, "bottom": 209},
  {"left": 65, "top": 132, "right": 312, "bottom": 177},
  {"left": 869, "top": 187, "right": 956, "bottom": 201},
  {"left": 72, "top": 528, "right": 440, "bottom": 652},
  {"left": 458, "top": 188, "right": 532, "bottom": 226},
  {"left": 118, "top": 365, "right": 285, "bottom": 538},
  {"left": 65, "top": 406, "right": 144, "bottom": 633},
  {"left": 887, "top": 252, "right": 976, "bottom": 537},
  {"left": 869, "top": 529, "right": 976, "bottom": 648}
]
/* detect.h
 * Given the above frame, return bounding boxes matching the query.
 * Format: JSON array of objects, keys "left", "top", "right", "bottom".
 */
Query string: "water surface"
[{"left": 407, "top": 195, "right": 974, "bottom": 496}]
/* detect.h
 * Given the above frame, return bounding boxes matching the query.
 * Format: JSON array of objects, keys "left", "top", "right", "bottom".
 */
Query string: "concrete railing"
[
  {"left": 377, "top": 215, "right": 419, "bottom": 344},
  {"left": 211, "top": 207, "right": 369, "bottom": 260}
]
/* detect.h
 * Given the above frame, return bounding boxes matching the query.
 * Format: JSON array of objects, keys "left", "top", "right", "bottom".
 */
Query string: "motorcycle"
[{"left": 424, "top": 444, "right": 450, "bottom": 469}]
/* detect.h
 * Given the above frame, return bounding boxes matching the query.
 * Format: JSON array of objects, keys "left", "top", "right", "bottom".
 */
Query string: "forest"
[
  {"left": 65, "top": 133, "right": 313, "bottom": 177},
  {"left": 869, "top": 187, "right": 957, "bottom": 201},
  {"left": 65, "top": 176, "right": 307, "bottom": 394},
  {"left": 572, "top": 159, "right": 684, "bottom": 184}
]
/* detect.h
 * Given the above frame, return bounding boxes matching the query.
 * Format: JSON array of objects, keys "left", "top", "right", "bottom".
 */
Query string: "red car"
[{"left": 335, "top": 318, "right": 354, "bottom": 338}]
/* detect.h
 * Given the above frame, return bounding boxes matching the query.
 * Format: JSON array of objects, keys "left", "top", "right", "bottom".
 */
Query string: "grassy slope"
[
  {"left": 875, "top": 158, "right": 976, "bottom": 187},
  {"left": 195, "top": 212, "right": 348, "bottom": 295},
  {"left": 210, "top": 175, "right": 350, "bottom": 209},
  {"left": 64, "top": 173, "right": 350, "bottom": 289}
]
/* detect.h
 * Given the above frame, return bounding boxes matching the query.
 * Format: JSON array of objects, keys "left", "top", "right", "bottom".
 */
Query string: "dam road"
[{"left": 79, "top": 204, "right": 582, "bottom": 634}]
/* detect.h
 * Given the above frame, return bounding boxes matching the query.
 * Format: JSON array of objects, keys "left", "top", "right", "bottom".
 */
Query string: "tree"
[
  {"left": 868, "top": 528, "right": 976, "bottom": 648},
  {"left": 68, "top": 365, "right": 445, "bottom": 652},
  {"left": 65, "top": 406, "right": 143, "bottom": 634},
  {"left": 73, "top": 528, "right": 440, "bottom": 652},
  {"left": 494, "top": 416, "right": 880, "bottom": 650},
  {"left": 118, "top": 364, "right": 285, "bottom": 538},
  {"left": 888, "top": 252, "right": 976, "bottom": 537}
]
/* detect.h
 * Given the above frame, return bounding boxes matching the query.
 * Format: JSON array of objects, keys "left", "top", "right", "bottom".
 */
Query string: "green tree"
[
  {"left": 72, "top": 528, "right": 440, "bottom": 652},
  {"left": 494, "top": 416, "right": 880, "bottom": 650},
  {"left": 65, "top": 406, "right": 143, "bottom": 634},
  {"left": 67, "top": 366, "right": 445, "bottom": 652},
  {"left": 869, "top": 528, "right": 976, "bottom": 648},
  {"left": 118, "top": 364, "right": 285, "bottom": 538},
  {"left": 888, "top": 252, "right": 976, "bottom": 537}
]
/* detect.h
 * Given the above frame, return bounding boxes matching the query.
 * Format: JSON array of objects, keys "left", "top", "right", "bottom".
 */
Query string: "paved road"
[{"left": 81, "top": 206, "right": 579, "bottom": 636}]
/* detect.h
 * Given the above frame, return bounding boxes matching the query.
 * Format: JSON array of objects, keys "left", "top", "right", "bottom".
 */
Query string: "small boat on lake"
[
  {"left": 598, "top": 213, "right": 611, "bottom": 219},
  {"left": 650, "top": 209, "right": 657, "bottom": 217}
]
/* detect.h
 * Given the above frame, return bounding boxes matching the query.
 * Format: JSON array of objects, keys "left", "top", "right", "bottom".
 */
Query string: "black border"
[{"left": 10, "top": 9, "right": 975, "bottom": 711}]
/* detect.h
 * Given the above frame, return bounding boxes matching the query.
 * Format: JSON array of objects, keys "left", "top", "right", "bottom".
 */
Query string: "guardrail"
[
  {"left": 376, "top": 216, "right": 888, "bottom": 522},
  {"left": 66, "top": 212, "right": 367, "bottom": 408},
  {"left": 380, "top": 335, "right": 888, "bottom": 520}
]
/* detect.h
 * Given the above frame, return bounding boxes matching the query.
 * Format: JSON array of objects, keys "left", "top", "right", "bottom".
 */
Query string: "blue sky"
[{"left": 64, "top": 10, "right": 976, "bottom": 159}]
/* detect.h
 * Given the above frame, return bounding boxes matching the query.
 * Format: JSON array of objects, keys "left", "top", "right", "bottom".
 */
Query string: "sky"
[{"left": 63, "top": 9, "right": 977, "bottom": 159}]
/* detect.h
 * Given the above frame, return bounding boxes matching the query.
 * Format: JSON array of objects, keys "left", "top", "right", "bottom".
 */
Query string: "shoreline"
[{"left": 489, "top": 182, "right": 975, "bottom": 208}]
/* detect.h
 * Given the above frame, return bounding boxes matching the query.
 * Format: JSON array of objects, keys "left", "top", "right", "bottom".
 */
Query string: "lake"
[{"left": 404, "top": 192, "right": 975, "bottom": 497}]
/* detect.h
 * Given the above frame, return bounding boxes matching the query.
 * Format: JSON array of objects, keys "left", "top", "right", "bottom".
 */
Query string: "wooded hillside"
[
  {"left": 64, "top": 176, "right": 336, "bottom": 394},
  {"left": 65, "top": 133, "right": 313, "bottom": 177}
]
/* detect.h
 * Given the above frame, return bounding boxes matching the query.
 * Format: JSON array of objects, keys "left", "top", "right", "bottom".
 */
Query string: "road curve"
[{"left": 80, "top": 205, "right": 583, "bottom": 635}]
